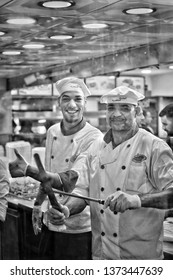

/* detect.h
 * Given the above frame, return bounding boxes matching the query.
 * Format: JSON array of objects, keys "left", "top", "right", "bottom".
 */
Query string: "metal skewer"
[{"left": 53, "top": 188, "right": 105, "bottom": 205}]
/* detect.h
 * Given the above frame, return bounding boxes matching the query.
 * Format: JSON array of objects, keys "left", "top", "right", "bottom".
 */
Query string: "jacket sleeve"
[
  {"left": 149, "top": 139, "right": 173, "bottom": 191},
  {"left": 0, "top": 159, "right": 10, "bottom": 222}
]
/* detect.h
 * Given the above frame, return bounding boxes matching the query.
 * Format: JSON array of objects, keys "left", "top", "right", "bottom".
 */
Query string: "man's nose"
[
  {"left": 111, "top": 109, "right": 122, "bottom": 117},
  {"left": 68, "top": 99, "right": 76, "bottom": 107}
]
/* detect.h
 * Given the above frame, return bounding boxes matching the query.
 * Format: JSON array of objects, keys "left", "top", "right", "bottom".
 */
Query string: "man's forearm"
[
  {"left": 65, "top": 196, "right": 87, "bottom": 216},
  {"left": 139, "top": 188, "right": 173, "bottom": 209}
]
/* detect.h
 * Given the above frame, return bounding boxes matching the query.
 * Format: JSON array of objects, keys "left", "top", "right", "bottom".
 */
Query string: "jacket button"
[
  {"left": 51, "top": 155, "right": 54, "bottom": 159},
  {"left": 127, "top": 144, "right": 130, "bottom": 148},
  {"left": 54, "top": 136, "right": 57, "bottom": 140},
  {"left": 71, "top": 139, "right": 73, "bottom": 143},
  {"left": 113, "top": 233, "right": 117, "bottom": 237},
  {"left": 114, "top": 211, "right": 117, "bottom": 215},
  {"left": 101, "top": 232, "right": 105, "bottom": 236},
  {"left": 101, "top": 187, "right": 104, "bottom": 192},
  {"left": 122, "top": 165, "right": 126, "bottom": 170},
  {"left": 116, "top": 187, "right": 121, "bottom": 191},
  {"left": 100, "top": 164, "right": 105, "bottom": 169},
  {"left": 100, "top": 209, "right": 104, "bottom": 214},
  {"left": 65, "top": 158, "right": 69, "bottom": 162}
]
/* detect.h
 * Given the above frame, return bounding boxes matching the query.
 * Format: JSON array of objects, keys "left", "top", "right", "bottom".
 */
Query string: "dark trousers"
[{"left": 38, "top": 224, "right": 92, "bottom": 260}]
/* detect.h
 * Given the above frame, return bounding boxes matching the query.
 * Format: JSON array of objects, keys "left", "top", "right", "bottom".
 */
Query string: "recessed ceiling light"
[
  {"left": 50, "top": 34, "right": 73, "bottom": 40},
  {"left": 169, "top": 65, "right": 173, "bottom": 70},
  {"left": 73, "top": 49, "right": 91, "bottom": 53},
  {"left": 6, "top": 17, "right": 36, "bottom": 25},
  {"left": 123, "top": 7, "right": 156, "bottom": 15},
  {"left": 2, "top": 50, "right": 21, "bottom": 55},
  {"left": 83, "top": 23, "right": 108, "bottom": 29},
  {"left": 0, "top": 31, "right": 5, "bottom": 36},
  {"left": 39, "top": 0, "right": 74, "bottom": 8},
  {"left": 22, "top": 43, "right": 45, "bottom": 49},
  {"left": 141, "top": 69, "right": 152, "bottom": 74}
]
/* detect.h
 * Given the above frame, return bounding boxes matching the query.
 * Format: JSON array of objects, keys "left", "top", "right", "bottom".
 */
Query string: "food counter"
[
  {"left": 1, "top": 195, "right": 37, "bottom": 260},
  {"left": 1, "top": 193, "right": 47, "bottom": 260}
]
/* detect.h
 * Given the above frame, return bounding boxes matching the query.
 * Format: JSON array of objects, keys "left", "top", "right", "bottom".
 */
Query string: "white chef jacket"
[
  {"left": 43, "top": 121, "right": 103, "bottom": 233},
  {"left": 72, "top": 128, "right": 173, "bottom": 259}
]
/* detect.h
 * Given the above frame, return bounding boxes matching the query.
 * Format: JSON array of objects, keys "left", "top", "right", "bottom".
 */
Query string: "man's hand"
[
  {"left": 32, "top": 205, "right": 42, "bottom": 235},
  {"left": 46, "top": 205, "right": 69, "bottom": 226},
  {"left": 104, "top": 191, "right": 141, "bottom": 213},
  {"left": 9, "top": 148, "right": 28, "bottom": 177}
]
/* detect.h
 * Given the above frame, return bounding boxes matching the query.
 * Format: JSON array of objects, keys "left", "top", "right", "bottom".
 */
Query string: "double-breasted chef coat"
[
  {"left": 43, "top": 121, "right": 103, "bottom": 233},
  {"left": 72, "top": 128, "right": 173, "bottom": 259}
]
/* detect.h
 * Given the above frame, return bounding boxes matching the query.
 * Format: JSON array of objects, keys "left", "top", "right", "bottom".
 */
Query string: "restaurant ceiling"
[{"left": 1, "top": 0, "right": 173, "bottom": 89}]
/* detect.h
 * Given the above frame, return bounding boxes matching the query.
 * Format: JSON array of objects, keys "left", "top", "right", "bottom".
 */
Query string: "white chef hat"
[
  {"left": 55, "top": 77, "right": 91, "bottom": 98},
  {"left": 100, "top": 85, "right": 145, "bottom": 105}
]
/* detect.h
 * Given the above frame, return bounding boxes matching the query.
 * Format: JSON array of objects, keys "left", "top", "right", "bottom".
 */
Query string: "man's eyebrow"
[
  {"left": 61, "top": 93, "right": 71, "bottom": 97},
  {"left": 120, "top": 104, "right": 131, "bottom": 107},
  {"left": 62, "top": 93, "right": 83, "bottom": 97}
]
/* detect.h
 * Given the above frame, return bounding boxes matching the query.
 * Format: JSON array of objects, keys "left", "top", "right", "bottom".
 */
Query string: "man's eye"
[
  {"left": 120, "top": 106, "right": 131, "bottom": 111},
  {"left": 62, "top": 97, "right": 70, "bottom": 102},
  {"left": 75, "top": 98, "right": 83, "bottom": 102},
  {"left": 107, "top": 105, "right": 115, "bottom": 110}
]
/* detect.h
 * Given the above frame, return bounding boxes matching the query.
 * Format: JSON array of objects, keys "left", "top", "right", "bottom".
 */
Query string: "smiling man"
[
  {"left": 9, "top": 77, "right": 103, "bottom": 260},
  {"left": 38, "top": 77, "right": 103, "bottom": 259},
  {"left": 46, "top": 85, "right": 173, "bottom": 260}
]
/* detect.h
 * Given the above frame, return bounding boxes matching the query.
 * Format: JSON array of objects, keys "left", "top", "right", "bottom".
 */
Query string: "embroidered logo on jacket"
[{"left": 132, "top": 154, "right": 147, "bottom": 163}]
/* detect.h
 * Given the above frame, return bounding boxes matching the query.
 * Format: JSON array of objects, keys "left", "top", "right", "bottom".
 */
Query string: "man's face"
[
  {"left": 59, "top": 90, "right": 86, "bottom": 125},
  {"left": 161, "top": 115, "right": 173, "bottom": 136},
  {"left": 106, "top": 103, "right": 137, "bottom": 131}
]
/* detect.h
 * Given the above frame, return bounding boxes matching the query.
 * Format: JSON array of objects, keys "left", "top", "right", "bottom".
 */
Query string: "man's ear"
[{"left": 135, "top": 106, "right": 142, "bottom": 116}]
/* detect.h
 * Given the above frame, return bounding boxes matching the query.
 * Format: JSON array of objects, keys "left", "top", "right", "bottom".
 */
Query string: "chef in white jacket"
[
  {"left": 49, "top": 85, "right": 173, "bottom": 259},
  {"left": 9, "top": 77, "right": 103, "bottom": 260}
]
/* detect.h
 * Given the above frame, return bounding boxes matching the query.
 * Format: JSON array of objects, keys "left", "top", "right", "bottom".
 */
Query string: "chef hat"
[
  {"left": 55, "top": 77, "right": 91, "bottom": 98},
  {"left": 100, "top": 85, "right": 145, "bottom": 105}
]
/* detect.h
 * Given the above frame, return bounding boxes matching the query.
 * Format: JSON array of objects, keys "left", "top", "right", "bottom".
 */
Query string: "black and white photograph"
[{"left": 0, "top": 1, "right": 173, "bottom": 279}]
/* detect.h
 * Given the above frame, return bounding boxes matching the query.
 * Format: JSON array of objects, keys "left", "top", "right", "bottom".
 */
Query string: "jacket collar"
[
  {"left": 61, "top": 117, "right": 86, "bottom": 136},
  {"left": 103, "top": 129, "right": 113, "bottom": 144}
]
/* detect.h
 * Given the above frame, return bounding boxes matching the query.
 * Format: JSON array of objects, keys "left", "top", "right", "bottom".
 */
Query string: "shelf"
[
  {"left": 12, "top": 111, "right": 63, "bottom": 120},
  {"left": 12, "top": 133, "right": 46, "bottom": 137},
  {"left": 12, "top": 111, "right": 106, "bottom": 120},
  {"left": 12, "top": 95, "right": 57, "bottom": 100},
  {"left": 12, "top": 109, "right": 53, "bottom": 112}
]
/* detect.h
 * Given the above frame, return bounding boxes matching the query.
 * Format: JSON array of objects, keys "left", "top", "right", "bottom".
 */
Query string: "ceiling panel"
[{"left": 0, "top": 0, "right": 173, "bottom": 89}]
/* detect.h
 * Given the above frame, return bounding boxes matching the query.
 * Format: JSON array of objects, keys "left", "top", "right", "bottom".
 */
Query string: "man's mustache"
[{"left": 110, "top": 117, "right": 125, "bottom": 121}]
